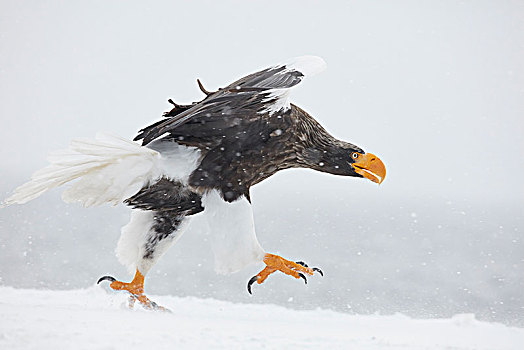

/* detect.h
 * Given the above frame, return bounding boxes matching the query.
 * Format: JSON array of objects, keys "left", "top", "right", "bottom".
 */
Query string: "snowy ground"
[{"left": 0, "top": 286, "right": 522, "bottom": 350}]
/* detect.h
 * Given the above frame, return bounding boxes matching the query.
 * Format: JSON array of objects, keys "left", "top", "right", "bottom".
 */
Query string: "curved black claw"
[
  {"left": 295, "top": 261, "right": 309, "bottom": 268},
  {"left": 148, "top": 301, "right": 173, "bottom": 313},
  {"left": 97, "top": 275, "right": 116, "bottom": 284},
  {"left": 313, "top": 267, "right": 324, "bottom": 276},
  {"left": 150, "top": 301, "right": 159, "bottom": 309},
  {"left": 298, "top": 273, "right": 307, "bottom": 284},
  {"left": 247, "top": 275, "right": 258, "bottom": 295}
]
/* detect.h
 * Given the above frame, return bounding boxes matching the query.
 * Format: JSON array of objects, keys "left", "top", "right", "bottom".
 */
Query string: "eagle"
[{"left": 2, "top": 56, "right": 386, "bottom": 311}]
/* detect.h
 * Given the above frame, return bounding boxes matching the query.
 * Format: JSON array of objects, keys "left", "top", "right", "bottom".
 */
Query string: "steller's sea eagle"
[{"left": 2, "top": 56, "right": 386, "bottom": 311}]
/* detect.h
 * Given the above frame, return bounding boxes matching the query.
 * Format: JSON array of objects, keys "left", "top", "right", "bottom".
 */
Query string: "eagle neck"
[{"left": 290, "top": 106, "right": 347, "bottom": 166}]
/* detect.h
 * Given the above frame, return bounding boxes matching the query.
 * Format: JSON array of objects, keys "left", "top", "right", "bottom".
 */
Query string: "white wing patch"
[
  {"left": 259, "top": 88, "right": 292, "bottom": 116},
  {"left": 201, "top": 190, "right": 265, "bottom": 274},
  {"left": 259, "top": 55, "right": 326, "bottom": 116},
  {"left": 280, "top": 55, "right": 327, "bottom": 77},
  {"left": 147, "top": 138, "right": 202, "bottom": 185}
]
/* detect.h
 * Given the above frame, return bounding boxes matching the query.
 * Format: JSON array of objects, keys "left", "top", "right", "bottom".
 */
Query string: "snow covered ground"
[{"left": 0, "top": 286, "right": 522, "bottom": 350}]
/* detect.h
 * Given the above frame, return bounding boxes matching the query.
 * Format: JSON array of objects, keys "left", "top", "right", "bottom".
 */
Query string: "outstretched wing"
[{"left": 134, "top": 56, "right": 326, "bottom": 146}]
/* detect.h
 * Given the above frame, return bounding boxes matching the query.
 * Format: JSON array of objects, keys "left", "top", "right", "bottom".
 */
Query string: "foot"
[
  {"left": 97, "top": 269, "right": 170, "bottom": 312},
  {"left": 247, "top": 253, "right": 323, "bottom": 294}
]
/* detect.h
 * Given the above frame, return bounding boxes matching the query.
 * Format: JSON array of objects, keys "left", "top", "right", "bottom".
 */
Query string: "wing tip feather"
[{"left": 283, "top": 55, "right": 327, "bottom": 77}]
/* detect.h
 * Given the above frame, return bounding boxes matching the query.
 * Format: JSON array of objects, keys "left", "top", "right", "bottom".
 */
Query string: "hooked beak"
[{"left": 352, "top": 153, "right": 386, "bottom": 184}]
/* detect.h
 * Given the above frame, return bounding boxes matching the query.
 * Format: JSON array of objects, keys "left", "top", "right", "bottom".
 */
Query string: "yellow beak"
[{"left": 352, "top": 153, "right": 386, "bottom": 184}]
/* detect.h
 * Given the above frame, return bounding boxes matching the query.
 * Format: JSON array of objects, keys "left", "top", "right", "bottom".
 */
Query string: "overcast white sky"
[{"left": 1, "top": 1, "right": 523, "bottom": 203}]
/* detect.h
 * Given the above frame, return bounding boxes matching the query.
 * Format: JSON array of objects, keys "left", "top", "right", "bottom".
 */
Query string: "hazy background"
[{"left": 1, "top": 1, "right": 522, "bottom": 326}]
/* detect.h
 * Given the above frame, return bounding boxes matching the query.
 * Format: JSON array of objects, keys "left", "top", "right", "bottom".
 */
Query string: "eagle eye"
[{"left": 351, "top": 152, "right": 359, "bottom": 160}]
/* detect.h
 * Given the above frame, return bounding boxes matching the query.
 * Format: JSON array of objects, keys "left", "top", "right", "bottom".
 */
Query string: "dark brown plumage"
[{"left": 133, "top": 65, "right": 365, "bottom": 204}]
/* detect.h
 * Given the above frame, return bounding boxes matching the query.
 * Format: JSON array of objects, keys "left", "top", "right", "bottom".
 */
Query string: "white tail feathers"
[{"left": 1, "top": 132, "right": 160, "bottom": 208}]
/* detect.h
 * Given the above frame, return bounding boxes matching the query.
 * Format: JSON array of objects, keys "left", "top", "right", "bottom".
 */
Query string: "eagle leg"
[
  {"left": 247, "top": 253, "right": 323, "bottom": 294},
  {"left": 97, "top": 269, "right": 170, "bottom": 312}
]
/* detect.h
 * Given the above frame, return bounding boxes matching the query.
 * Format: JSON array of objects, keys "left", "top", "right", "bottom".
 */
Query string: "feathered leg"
[
  {"left": 97, "top": 269, "right": 167, "bottom": 311},
  {"left": 98, "top": 209, "right": 190, "bottom": 311}
]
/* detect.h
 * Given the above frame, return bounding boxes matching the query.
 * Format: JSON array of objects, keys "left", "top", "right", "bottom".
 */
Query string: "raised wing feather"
[{"left": 134, "top": 56, "right": 326, "bottom": 146}]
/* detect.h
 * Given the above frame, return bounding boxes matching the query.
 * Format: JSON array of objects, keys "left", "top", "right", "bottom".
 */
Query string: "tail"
[{"left": 1, "top": 132, "right": 160, "bottom": 208}]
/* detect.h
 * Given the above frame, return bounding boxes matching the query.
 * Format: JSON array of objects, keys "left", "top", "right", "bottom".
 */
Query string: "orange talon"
[
  {"left": 97, "top": 269, "right": 169, "bottom": 312},
  {"left": 108, "top": 269, "right": 145, "bottom": 295},
  {"left": 247, "top": 253, "right": 322, "bottom": 294}
]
